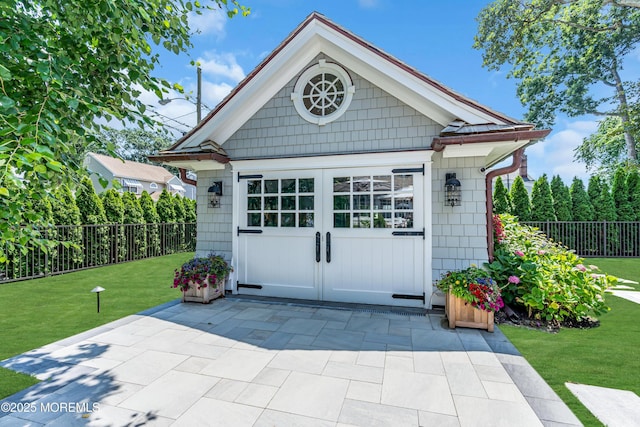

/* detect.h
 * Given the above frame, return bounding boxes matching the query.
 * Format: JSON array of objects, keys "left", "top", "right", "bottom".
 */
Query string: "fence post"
[{"left": 603, "top": 221, "right": 607, "bottom": 257}]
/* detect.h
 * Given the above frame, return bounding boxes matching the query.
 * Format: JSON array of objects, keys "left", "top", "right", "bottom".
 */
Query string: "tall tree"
[
  {"left": 101, "top": 190, "right": 125, "bottom": 224},
  {"left": 570, "top": 177, "right": 595, "bottom": 221},
  {"left": 139, "top": 190, "right": 161, "bottom": 257},
  {"left": 50, "top": 184, "right": 83, "bottom": 266},
  {"left": 575, "top": 116, "right": 639, "bottom": 176},
  {"left": 587, "top": 175, "right": 604, "bottom": 213},
  {"left": 0, "top": 0, "right": 248, "bottom": 262},
  {"left": 75, "top": 177, "right": 109, "bottom": 265},
  {"left": 493, "top": 176, "right": 511, "bottom": 214},
  {"left": 76, "top": 177, "right": 107, "bottom": 225},
  {"left": 530, "top": 174, "right": 556, "bottom": 221},
  {"left": 475, "top": 1, "right": 640, "bottom": 165},
  {"left": 612, "top": 167, "right": 634, "bottom": 220},
  {"left": 596, "top": 182, "right": 617, "bottom": 221},
  {"left": 627, "top": 169, "right": 640, "bottom": 220},
  {"left": 509, "top": 175, "right": 531, "bottom": 221},
  {"left": 550, "top": 175, "right": 573, "bottom": 221},
  {"left": 156, "top": 190, "right": 176, "bottom": 224},
  {"left": 123, "top": 192, "right": 147, "bottom": 260}
]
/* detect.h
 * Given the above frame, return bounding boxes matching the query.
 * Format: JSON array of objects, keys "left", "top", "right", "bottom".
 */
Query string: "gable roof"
[
  {"left": 86, "top": 152, "right": 176, "bottom": 184},
  {"left": 167, "top": 12, "right": 533, "bottom": 152}
]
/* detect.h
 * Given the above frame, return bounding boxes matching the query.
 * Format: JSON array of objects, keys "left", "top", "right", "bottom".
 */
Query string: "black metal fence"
[
  {"left": 523, "top": 221, "right": 640, "bottom": 257},
  {"left": 1, "top": 222, "right": 196, "bottom": 283}
]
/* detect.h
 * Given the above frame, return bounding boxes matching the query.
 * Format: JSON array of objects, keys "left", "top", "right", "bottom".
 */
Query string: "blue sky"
[{"left": 144, "top": 0, "right": 640, "bottom": 185}]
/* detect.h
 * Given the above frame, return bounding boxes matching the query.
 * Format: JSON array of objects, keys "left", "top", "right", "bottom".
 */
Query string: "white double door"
[{"left": 235, "top": 163, "right": 427, "bottom": 307}]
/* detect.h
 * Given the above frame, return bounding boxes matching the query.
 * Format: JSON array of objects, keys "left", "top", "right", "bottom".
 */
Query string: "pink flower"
[
  {"left": 508, "top": 275, "right": 520, "bottom": 284},
  {"left": 538, "top": 250, "right": 546, "bottom": 255},
  {"left": 515, "top": 250, "right": 524, "bottom": 257},
  {"left": 575, "top": 264, "right": 587, "bottom": 272}
]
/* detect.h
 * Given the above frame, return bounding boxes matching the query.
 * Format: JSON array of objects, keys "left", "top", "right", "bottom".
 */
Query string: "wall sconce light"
[
  {"left": 208, "top": 181, "right": 223, "bottom": 208},
  {"left": 445, "top": 173, "right": 461, "bottom": 207}
]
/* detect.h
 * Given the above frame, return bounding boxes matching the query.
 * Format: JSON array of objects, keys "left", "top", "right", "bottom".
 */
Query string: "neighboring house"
[
  {"left": 151, "top": 13, "right": 550, "bottom": 308},
  {"left": 84, "top": 152, "right": 195, "bottom": 200},
  {"left": 499, "top": 154, "right": 535, "bottom": 193}
]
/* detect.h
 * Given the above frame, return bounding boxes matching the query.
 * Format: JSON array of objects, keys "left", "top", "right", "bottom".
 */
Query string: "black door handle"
[
  {"left": 326, "top": 232, "right": 331, "bottom": 263},
  {"left": 315, "top": 232, "right": 321, "bottom": 262}
]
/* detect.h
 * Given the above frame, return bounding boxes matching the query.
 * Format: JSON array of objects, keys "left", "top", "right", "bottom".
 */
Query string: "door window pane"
[
  {"left": 299, "top": 178, "right": 314, "bottom": 193},
  {"left": 373, "top": 175, "right": 391, "bottom": 192},
  {"left": 333, "top": 195, "right": 350, "bottom": 210},
  {"left": 299, "top": 213, "right": 314, "bottom": 227},
  {"left": 281, "top": 213, "right": 295, "bottom": 227},
  {"left": 281, "top": 179, "right": 296, "bottom": 193},
  {"left": 248, "top": 197, "right": 261, "bottom": 211},
  {"left": 264, "top": 196, "right": 278, "bottom": 210},
  {"left": 248, "top": 213, "right": 261, "bottom": 226},
  {"left": 264, "top": 213, "right": 278, "bottom": 227},
  {"left": 353, "top": 176, "right": 370, "bottom": 192},
  {"left": 373, "top": 194, "right": 392, "bottom": 210},
  {"left": 281, "top": 196, "right": 296, "bottom": 211},
  {"left": 299, "top": 196, "right": 314, "bottom": 210},
  {"left": 353, "top": 194, "right": 370, "bottom": 210},
  {"left": 333, "top": 177, "right": 350, "bottom": 192},
  {"left": 374, "top": 212, "right": 390, "bottom": 228},
  {"left": 334, "top": 213, "right": 350, "bottom": 228},
  {"left": 353, "top": 212, "right": 371, "bottom": 228},
  {"left": 248, "top": 180, "right": 262, "bottom": 194},
  {"left": 264, "top": 180, "right": 278, "bottom": 194}
]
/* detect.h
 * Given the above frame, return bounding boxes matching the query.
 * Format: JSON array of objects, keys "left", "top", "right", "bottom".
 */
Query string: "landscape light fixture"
[{"left": 91, "top": 286, "right": 105, "bottom": 313}]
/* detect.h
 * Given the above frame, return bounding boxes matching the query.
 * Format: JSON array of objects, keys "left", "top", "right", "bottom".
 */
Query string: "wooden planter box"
[
  {"left": 182, "top": 275, "right": 226, "bottom": 304},
  {"left": 446, "top": 293, "right": 494, "bottom": 332}
]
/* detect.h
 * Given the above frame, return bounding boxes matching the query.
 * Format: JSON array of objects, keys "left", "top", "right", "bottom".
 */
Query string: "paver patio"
[{"left": 0, "top": 297, "right": 581, "bottom": 426}]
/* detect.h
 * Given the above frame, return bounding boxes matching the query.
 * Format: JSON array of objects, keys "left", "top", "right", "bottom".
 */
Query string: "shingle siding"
[
  {"left": 223, "top": 56, "right": 439, "bottom": 159},
  {"left": 431, "top": 153, "right": 488, "bottom": 306},
  {"left": 195, "top": 167, "right": 233, "bottom": 260}
]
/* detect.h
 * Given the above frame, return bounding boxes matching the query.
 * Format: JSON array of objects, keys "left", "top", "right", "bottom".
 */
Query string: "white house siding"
[{"left": 431, "top": 153, "right": 488, "bottom": 306}]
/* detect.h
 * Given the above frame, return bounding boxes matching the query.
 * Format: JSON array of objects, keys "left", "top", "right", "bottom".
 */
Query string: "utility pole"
[{"left": 196, "top": 66, "right": 202, "bottom": 123}]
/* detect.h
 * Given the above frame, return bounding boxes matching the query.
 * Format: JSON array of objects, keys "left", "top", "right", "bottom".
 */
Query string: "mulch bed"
[{"left": 495, "top": 305, "right": 600, "bottom": 333}]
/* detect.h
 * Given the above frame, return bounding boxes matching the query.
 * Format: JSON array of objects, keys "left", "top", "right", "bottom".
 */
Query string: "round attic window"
[{"left": 291, "top": 60, "right": 354, "bottom": 125}]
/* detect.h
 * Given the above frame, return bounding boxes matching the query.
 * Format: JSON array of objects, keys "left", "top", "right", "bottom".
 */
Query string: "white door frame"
[{"left": 230, "top": 150, "right": 434, "bottom": 307}]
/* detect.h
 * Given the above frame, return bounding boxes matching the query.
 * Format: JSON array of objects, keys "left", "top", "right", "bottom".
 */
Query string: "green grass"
[
  {"left": 500, "top": 257, "right": 640, "bottom": 427},
  {"left": 0, "top": 253, "right": 194, "bottom": 399}
]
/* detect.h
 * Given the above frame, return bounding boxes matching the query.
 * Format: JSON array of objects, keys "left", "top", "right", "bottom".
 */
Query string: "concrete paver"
[
  {"left": 566, "top": 383, "right": 640, "bottom": 427},
  {"left": 0, "top": 297, "right": 581, "bottom": 426}
]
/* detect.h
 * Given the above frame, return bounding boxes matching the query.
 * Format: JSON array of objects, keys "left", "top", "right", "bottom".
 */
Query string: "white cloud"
[
  {"left": 200, "top": 81, "right": 234, "bottom": 108},
  {"left": 526, "top": 119, "right": 599, "bottom": 184},
  {"left": 188, "top": 8, "right": 227, "bottom": 37},
  {"left": 197, "top": 52, "right": 245, "bottom": 83},
  {"left": 358, "top": 0, "right": 379, "bottom": 8}
]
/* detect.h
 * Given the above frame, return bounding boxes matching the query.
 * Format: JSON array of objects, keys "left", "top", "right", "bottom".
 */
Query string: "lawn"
[
  {"left": 0, "top": 252, "right": 194, "bottom": 399},
  {"left": 500, "top": 257, "right": 640, "bottom": 427}
]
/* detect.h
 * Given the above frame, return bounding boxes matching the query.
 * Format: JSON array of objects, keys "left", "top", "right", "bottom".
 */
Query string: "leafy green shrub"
[
  {"left": 487, "top": 214, "right": 614, "bottom": 325},
  {"left": 509, "top": 176, "right": 531, "bottom": 221},
  {"left": 123, "top": 192, "right": 147, "bottom": 260},
  {"left": 493, "top": 176, "right": 510, "bottom": 214},
  {"left": 140, "top": 191, "right": 161, "bottom": 257}
]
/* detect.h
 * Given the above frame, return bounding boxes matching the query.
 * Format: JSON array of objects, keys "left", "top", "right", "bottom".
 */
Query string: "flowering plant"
[
  {"left": 436, "top": 266, "right": 504, "bottom": 312},
  {"left": 173, "top": 254, "right": 232, "bottom": 292}
]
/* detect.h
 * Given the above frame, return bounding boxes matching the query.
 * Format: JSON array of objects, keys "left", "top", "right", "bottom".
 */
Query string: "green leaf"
[
  {"left": 0, "top": 95, "right": 15, "bottom": 109},
  {"left": 0, "top": 187, "right": 9, "bottom": 197},
  {"left": 0, "top": 64, "right": 11, "bottom": 80}
]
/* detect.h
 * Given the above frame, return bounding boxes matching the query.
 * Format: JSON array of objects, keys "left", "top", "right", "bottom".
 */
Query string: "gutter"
[{"left": 484, "top": 148, "right": 525, "bottom": 262}]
